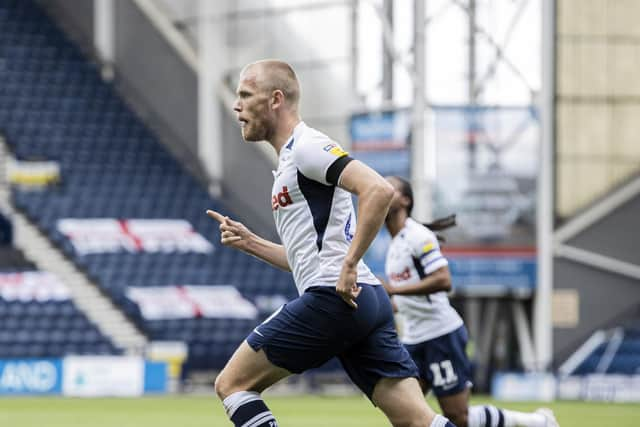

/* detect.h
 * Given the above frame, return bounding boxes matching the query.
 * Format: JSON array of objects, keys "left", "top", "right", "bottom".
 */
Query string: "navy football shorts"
[
  {"left": 404, "top": 325, "right": 473, "bottom": 397},
  {"left": 246, "top": 283, "right": 418, "bottom": 400}
]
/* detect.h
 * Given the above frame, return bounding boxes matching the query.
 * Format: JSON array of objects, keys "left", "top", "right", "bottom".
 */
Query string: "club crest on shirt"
[{"left": 323, "top": 143, "right": 348, "bottom": 157}]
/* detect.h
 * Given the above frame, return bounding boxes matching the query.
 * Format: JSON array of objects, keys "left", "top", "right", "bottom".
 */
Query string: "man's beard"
[{"left": 241, "top": 119, "right": 270, "bottom": 142}]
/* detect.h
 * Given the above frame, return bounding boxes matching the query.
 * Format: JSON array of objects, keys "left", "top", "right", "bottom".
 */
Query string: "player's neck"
[
  {"left": 386, "top": 212, "right": 408, "bottom": 238},
  {"left": 270, "top": 114, "right": 301, "bottom": 155}
]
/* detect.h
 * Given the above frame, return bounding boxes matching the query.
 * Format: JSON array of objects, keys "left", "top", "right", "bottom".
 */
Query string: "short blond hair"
[{"left": 243, "top": 60, "right": 300, "bottom": 107}]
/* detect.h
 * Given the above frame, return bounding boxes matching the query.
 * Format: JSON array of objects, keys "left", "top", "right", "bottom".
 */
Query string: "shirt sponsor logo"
[
  {"left": 323, "top": 143, "right": 348, "bottom": 157},
  {"left": 390, "top": 266, "right": 411, "bottom": 282},
  {"left": 272, "top": 186, "right": 293, "bottom": 211}
]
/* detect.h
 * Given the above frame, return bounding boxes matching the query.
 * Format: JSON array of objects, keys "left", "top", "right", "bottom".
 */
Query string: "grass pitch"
[{"left": 0, "top": 395, "right": 638, "bottom": 426}]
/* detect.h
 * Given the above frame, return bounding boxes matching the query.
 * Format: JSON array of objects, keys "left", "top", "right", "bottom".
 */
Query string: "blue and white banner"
[
  {"left": 0, "top": 359, "right": 63, "bottom": 395},
  {"left": 0, "top": 357, "right": 167, "bottom": 396}
]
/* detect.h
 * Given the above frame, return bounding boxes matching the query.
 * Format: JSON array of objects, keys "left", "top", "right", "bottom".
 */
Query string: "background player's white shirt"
[
  {"left": 272, "top": 121, "right": 379, "bottom": 295},
  {"left": 385, "top": 218, "right": 463, "bottom": 344}
]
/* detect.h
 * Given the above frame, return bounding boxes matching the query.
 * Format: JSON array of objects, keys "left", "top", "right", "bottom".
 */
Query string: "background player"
[
  {"left": 207, "top": 60, "right": 456, "bottom": 427},
  {"left": 382, "top": 176, "right": 559, "bottom": 427}
]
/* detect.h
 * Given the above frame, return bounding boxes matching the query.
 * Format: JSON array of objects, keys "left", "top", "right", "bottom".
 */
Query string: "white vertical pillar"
[
  {"left": 534, "top": 0, "right": 555, "bottom": 371},
  {"left": 411, "top": 0, "right": 432, "bottom": 222},
  {"left": 94, "top": 0, "right": 115, "bottom": 79},
  {"left": 350, "top": 0, "right": 359, "bottom": 106},
  {"left": 198, "top": 0, "right": 226, "bottom": 197}
]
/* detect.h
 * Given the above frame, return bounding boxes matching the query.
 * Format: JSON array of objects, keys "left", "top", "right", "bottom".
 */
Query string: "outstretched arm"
[
  {"left": 206, "top": 210, "right": 291, "bottom": 272},
  {"left": 335, "top": 160, "right": 395, "bottom": 308}
]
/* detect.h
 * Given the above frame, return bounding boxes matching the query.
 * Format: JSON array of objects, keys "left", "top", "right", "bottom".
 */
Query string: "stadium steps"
[
  {"left": 0, "top": 136, "right": 147, "bottom": 353},
  {"left": 559, "top": 326, "right": 640, "bottom": 376}
]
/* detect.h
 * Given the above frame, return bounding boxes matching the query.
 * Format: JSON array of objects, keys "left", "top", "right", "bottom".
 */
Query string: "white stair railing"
[{"left": 557, "top": 329, "right": 607, "bottom": 377}]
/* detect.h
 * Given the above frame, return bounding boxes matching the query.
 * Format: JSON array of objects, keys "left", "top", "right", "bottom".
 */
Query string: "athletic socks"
[
  {"left": 469, "top": 405, "right": 505, "bottom": 427},
  {"left": 502, "top": 408, "right": 554, "bottom": 427},
  {"left": 222, "top": 391, "right": 278, "bottom": 427},
  {"left": 430, "top": 414, "right": 456, "bottom": 427},
  {"left": 221, "top": 394, "right": 553, "bottom": 427},
  {"left": 468, "top": 405, "right": 552, "bottom": 427}
]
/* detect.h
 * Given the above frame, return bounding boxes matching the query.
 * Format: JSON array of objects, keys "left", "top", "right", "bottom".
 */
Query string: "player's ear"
[
  {"left": 400, "top": 194, "right": 411, "bottom": 208},
  {"left": 271, "top": 89, "right": 285, "bottom": 110}
]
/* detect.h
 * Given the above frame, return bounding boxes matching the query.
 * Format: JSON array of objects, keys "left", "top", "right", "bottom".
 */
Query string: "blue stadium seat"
[{"left": 0, "top": 0, "right": 296, "bottom": 370}]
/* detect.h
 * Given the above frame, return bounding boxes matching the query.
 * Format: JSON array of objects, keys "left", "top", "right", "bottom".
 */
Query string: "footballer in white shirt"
[
  {"left": 207, "top": 60, "right": 455, "bottom": 427},
  {"left": 382, "top": 176, "right": 559, "bottom": 427}
]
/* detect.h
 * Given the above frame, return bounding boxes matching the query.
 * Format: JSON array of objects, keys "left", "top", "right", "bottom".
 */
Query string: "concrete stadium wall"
[
  {"left": 113, "top": 1, "right": 201, "bottom": 180},
  {"left": 567, "top": 196, "right": 640, "bottom": 266},
  {"left": 556, "top": 0, "right": 640, "bottom": 219},
  {"left": 39, "top": 0, "right": 94, "bottom": 47},
  {"left": 553, "top": 193, "right": 640, "bottom": 364},
  {"left": 553, "top": 260, "right": 640, "bottom": 364}
]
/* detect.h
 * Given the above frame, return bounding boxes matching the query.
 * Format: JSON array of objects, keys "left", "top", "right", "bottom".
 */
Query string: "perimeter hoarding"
[{"left": 0, "top": 359, "right": 62, "bottom": 395}]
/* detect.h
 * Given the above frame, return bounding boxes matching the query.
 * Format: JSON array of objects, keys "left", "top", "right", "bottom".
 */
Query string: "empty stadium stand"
[
  {"left": 566, "top": 327, "right": 640, "bottom": 376},
  {"left": 0, "top": 246, "right": 120, "bottom": 358},
  {"left": 0, "top": 298, "right": 121, "bottom": 359},
  {"left": 0, "top": 0, "right": 296, "bottom": 371}
]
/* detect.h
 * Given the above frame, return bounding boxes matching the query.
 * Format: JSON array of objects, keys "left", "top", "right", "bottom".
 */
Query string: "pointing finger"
[{"left": 206, "top": 210, "right": 226, "bottom": 224}]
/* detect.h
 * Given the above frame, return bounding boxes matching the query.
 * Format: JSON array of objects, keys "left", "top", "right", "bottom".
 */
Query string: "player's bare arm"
[
  {"left": 206, "top": 210, "right": 291, "bottom": 272},
  {"left": 336, "top": 160, "right": 394, "bottom": 308},
  {"left": 386, "top": 265, "right": 452, "bottom": 296}
]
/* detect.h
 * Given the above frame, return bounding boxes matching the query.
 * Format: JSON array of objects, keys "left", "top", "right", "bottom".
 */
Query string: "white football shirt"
[
  {"left": 272, "top": 121, "right": 379, "bottom": 295},
  {"left": 385, "top": 218, "right": 463, "bottom": 344}
]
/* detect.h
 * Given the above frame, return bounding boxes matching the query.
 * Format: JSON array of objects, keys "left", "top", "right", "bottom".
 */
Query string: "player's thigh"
[
  {"left": 438, "top": 388, "right": 470, "bottom": 427},
  {"left": 215, "top": 340, "right": 291, "bottom": 399},
  {"left": 372, "top": 377, "right": 436, "bottom": 427},
  {"left": 418, "top": 377, "right": 430, "bottom": 395}
]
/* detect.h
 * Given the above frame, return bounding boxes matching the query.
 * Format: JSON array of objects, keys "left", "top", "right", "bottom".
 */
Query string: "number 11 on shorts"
[{"left": 429, "top": 360, "right": 458, "bottom": 386}]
